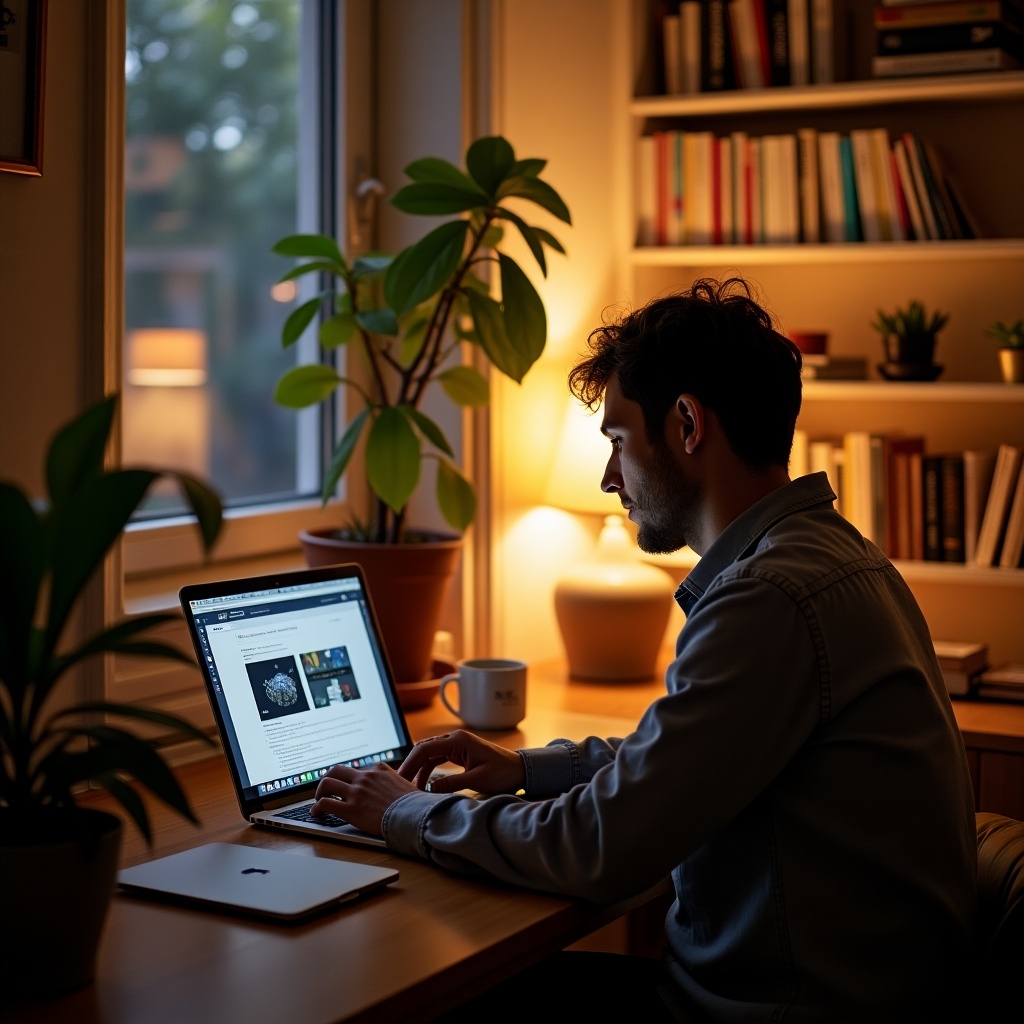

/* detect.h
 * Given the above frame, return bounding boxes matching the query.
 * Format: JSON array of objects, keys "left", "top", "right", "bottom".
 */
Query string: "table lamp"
[
  {"left": 544, "top": 397, "right": 675, "bottom": 681},
  {"left": 127, "top": 328, "right": 208, "bottom": 386}
]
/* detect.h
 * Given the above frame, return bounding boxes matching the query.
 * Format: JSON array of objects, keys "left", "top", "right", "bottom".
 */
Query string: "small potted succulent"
[
  {"left": 0, "top": 395, "right": 222, "bottom": 999},
  {"left": 872, "top": 300, "right": 949, "bottom": 381},
  {"left": 984, "top": 319, "right": 1024, "bottom": 383}
]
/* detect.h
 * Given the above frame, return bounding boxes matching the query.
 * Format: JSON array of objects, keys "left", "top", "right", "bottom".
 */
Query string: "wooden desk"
[{"left": 7, "top": 701, "right": 664, "bottom": 1024}]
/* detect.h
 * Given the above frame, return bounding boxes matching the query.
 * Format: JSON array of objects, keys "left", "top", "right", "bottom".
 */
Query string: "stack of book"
[
  {"left": 635, "top": 126, "right": 978, "bottom": 247},
  {"left": 657, "top": 0, "right": 843, "bottom": 95},
  {"left": 872, "top": 0, "right": 1024, "bottom": 78},
  {"left": 788, "top": 435, "right": 1024, "bottom": 567},
  {"left": 976, "top": 663, "right": 1024, "bottom": 702},
  {"left": 934, "top": 639, "right": 989, "bottom": 696},
  {"left": 800, "top": 353, "right": 869, "bottom": 379}
]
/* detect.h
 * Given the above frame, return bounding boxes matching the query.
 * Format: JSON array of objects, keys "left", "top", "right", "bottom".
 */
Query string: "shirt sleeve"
[{"left": 381, "top": 570, "right": 821, "bottom": 905}]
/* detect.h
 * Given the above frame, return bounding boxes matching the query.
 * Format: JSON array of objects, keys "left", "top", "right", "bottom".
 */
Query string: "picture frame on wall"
[{"left": 0, "top": 0, "right": 47, "bottom": 176}]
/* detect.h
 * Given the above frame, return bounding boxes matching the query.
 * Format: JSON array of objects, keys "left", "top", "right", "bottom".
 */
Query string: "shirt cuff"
[{"left": 519, "top": 740, "right": 578, "bottom": 798}]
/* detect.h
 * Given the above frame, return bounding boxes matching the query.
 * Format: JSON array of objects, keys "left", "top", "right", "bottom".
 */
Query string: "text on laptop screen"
[{"left": 186, "top": 576, "right": 407, "bottom": 803}]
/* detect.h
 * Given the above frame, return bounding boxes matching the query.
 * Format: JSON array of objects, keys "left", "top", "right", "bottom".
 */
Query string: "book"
[
  {"left": 838, "top": 134, "right": 861, "bottom": 241},
  {"left": 998, "top": 459, "right": 1024, "bottom": 567},
  {"left": 636, "top": 134, "right": 658, "bottom": 246},
  {"left": 684, "top": 130, "right": 716, "bottom": 244},
  {"left": 850, "top": 129, "right": 883, "bottom": 243},
  {"left": 938, "top": 452, "right": 966, "bottom": 563},
  {"left": 766, "top": 0, "right": 792, "bottom": 84},
  {"left": 718, "top": 135, "right": 734, "bottom": 243},
  {"left": 876, "top": 22, "right": 1024, "bottom": 59},
  {"left": 975, "top": 443, "right": 1024, "bottom": 566},
  {"left": 817, "top": 130, "right": 846, "bottom": 243},
  {"left": 703, "top": 0, "right": 738, "bottom": 90},
  {"left": 963, "top": 448, "right": 998, "bottom": 564},
  {"left": 663, "top": 12, "right": 683, "bottom": 93},
  {"left": 749, "top": 135, "right": 764, "bottom": 242},
  {"left": 731, "top": 130, "right": 753, "bottom": 243},
  {"left": 670, "top": 130, "right": 686, "bottom": 245},
  {"left": 729, "top": 0, "right": 769, "bottom": 86},
  {"left": 797, "top": 127, "right": 820, "bottom": 243},
  {"left": 872, "top": 46, "right": 1023, "bottom": 75},
  {"left": 762, "top": 133, "right": 799, "bottom": 243},
  {"left": 922, "top": 453, "right": 945, "bottom": 561},
  {"left": 875, "top": 1, "right": 1024, "bottom": 29},
  {"left": 888, "top": 144, "right": 912, "bottom": 240},
  {"left": 908, "top": 449, "right": 925, "bottom": 559},
  {"left": 882, "top": 435, "right": 926, "bottom": 558},
  {"left": 811, "top": 0, "right": 835, "bottom": 82},
  {"left": 681, "top": 1, "right": 704, "bottom": 92},
  {"left": 934, "top": 639, "right": 989, "bottom": 696},
  {"left": 844, "top": 430, "right": 878, "bottom": 542},
  {"left": 922, "top": 139, "right": 975, "bottom": 240},
  {"left": 976, "top": 663, "right": 1024, "bottom": 701},
  {"left": 800, "top": 353, "right": 868, "bottom": 379},
  {"left": 901, "top": 132, "right": 942, "bottom": 240},
  {"left": 788, "top": 0, "right": 812, "bottom": 84},
  {"left": 753, "top": 0, "right": 774, "bottom": 83},
  {"left": 892, "top": 137, "right": 928, "bottom": 241},
  {"left": 809, "top": 438, "right": 845, "bottom": 508},
  {"left": 654, "top": 130, "right": 671, "bottom": 245},
  {"left": 870, "top": 127, "right": 904, "bottom": 241}
]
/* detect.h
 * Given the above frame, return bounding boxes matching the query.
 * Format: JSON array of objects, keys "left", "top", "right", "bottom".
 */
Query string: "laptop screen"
[{"left": 180, "top": 566, "right": 414, "bottom": 809}]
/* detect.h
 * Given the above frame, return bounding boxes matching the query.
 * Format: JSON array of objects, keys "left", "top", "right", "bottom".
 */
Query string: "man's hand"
[
  {"left": 312, "top": 763, "right": 417, "bottom": 836},
  {"left": 399, "top": 729, "right": 526, "bottom": 795}
]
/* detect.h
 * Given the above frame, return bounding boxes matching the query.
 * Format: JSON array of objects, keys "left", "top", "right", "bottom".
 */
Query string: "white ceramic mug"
[{"left": 439, "top": 658, "right": 527, "bottom": 730}]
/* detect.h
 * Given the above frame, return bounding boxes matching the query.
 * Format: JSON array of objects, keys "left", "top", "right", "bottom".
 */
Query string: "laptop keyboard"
[{"left": 276, "top": 803, "right": 349, "bottom": 828}]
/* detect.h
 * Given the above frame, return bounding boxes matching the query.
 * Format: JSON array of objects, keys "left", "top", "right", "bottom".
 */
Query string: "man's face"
[{"left": 600, "top": 375, "right": 701, "bottom": 555}]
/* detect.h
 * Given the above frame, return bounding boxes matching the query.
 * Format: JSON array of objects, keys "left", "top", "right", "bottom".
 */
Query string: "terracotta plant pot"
[
  {"left": 299, "top": 529, "right": 462, "bottom": 686},
  {"left": 0, "top": 808, "right": 122, "bottom": 1000}
]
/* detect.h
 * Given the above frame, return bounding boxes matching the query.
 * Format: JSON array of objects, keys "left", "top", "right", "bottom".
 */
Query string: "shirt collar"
[{"left": 675, "top": 472, "right": 838, "bottom": 613}]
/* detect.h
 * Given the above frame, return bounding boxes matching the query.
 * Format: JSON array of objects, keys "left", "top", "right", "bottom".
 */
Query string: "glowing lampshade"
[
  {"left": 127, "top": 328, "right": 207, "bottom": 387},
  {"left": 544, "top": 396, "right": 674, "bottom": 682}
]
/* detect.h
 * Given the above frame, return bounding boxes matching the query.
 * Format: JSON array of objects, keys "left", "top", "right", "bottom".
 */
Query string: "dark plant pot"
[
  {"left": 877, "top": 362, "right": 944, "bottom": 382},
  {"left": 299, "top": 529, "right": 462, "bottom": 685},
  {"left": 0, "top": 808, "right": 122, "bottom": 1001},
  {"left": 882, "top": 333, "right": 938, "bottom": 366}
]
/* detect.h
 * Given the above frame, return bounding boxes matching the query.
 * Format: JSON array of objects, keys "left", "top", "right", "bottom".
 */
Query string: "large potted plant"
[
  {"left": 0, "top": 395, "right": 222, "bottom": 1001},
  {"left": 271, "top": 135, "right": 571, "bottom": 688}
]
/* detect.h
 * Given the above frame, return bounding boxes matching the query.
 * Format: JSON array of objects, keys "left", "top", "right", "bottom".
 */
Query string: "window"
[{"left": 123, "top": 0, "right": 331, "bottom": 524}]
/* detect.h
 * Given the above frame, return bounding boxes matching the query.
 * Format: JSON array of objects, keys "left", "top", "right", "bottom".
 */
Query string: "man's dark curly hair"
[{"left": 567, "top": 277, "right": 802, "bottom": 470}]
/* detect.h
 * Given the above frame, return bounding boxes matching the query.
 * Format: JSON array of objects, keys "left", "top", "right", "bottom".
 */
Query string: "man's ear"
[{"left": 673, "top": 394, "right": 705, "bottom": 454}]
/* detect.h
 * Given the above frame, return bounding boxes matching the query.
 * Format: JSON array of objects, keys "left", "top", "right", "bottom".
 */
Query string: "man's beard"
[{"left": 632, "top": 439, "right": 702, "bottom": 555}]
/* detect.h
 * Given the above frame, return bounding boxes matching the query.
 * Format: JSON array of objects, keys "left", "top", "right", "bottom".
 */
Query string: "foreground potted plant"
[
  {"left": 271, "top": 135, "right": 571, "bottom": 688},
  {"left": 985, "top": 318, "right": 1024, "bottom": 383},
  {"left": 0, "top": 395, "right": 222, "bottom": 1000},
  {"left": 872, "top": 300, "right": 950, "bottom": 381}
]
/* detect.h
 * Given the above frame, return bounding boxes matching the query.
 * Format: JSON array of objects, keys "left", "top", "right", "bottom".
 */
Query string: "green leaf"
[
  {"left": 275, "top": 260, "right": 344, "bottom": 284},
  {"left": 282, "top": 295, "right": 327, "bottom": 347},
  {"left": 384, "top": 220, "right": 469, "bottom": 316},
  {"left": 509, "top": 157, "right": 546, "bottom": 177},
  {"left": 403, "top": 157, "right": 483, "bottom": 193},
  {"left": 274, "top": 364, "right": 342, "bottom": 408},
  {"left": 497, "top": 208, "right": 547, "bottom": 277},
  {"left": 323, "top": 407, "right": 371, "bottom": 504},
  {"left": 436, "top": 461, "right": 476, "bottom": 532},
  {"left": 404, "top": 407, "right": 454, "bottom": 457},
  {"left": 466, "top": 136, "right": 516, "bottom": 197},
  {"left": 272, "top": 233, "right": 345, "bottom": 267},
  {"left": 55, "top": 700, "right": 215, "bottom": 746},
  {"left": 0, "top": 483, "right": 44, "bottom": 685},
  {"left": 532, "top": 225, "right": 566, "bottom": 254},
  {"left": 167, "top": 473, "right": 223, "bottom": 551},
  {"left": 355, "top": 308, "right": 400, "bottom": 336},
  {"left": 63, "top": 614, "right": 189, "bottom": 663},
  {"left": 351, "top": 253, "right": 393, "bottom": 278},
  {"left": 46, "top": 395, "right": 116, "bottom": 505},
  {"left": 46, "top": 470, "right": 158, "bottom": 658},
  {"left": 437, "top": 365, "right": 490, "bottom": 407},
  {"left": 499, "top": 253, "right": 547, "bottom": 374},
  {"left": 319, "top": 311, "right": 358, "bottom": 349},
  {"left": 365, "top": 408, "right": 420, "bottom": 514},
  {"left": 466, "top": 289, "right": 525, "bottom": 382},
  {"left": 399, "top": 312, "right": 430, "bottom": 365},
  {"left": 497, "top": 175, "right": 572, "bottom": 224},
  {"left": 93, "top": 774, "right": 153, "bottom": 843},
  {"left": 390, "top": 183, "right": 489, "bottom": 217}
]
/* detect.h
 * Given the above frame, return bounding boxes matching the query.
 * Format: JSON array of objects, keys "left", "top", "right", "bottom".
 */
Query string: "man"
[{"left": 313, "top": 278, "right": 976, "bottom": 1021}]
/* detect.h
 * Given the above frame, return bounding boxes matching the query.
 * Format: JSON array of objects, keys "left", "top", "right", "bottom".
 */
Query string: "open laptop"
[
  {"left": 179, "top": 564, "right": 416, "bottom": 848},
  {"left": 117, "top": 842, "right": 398, "bottom": 923}
]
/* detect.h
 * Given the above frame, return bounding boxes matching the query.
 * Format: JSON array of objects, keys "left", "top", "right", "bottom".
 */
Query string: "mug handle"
[{"left": 439, "top": 673, "right": 460, "bottom": 717}]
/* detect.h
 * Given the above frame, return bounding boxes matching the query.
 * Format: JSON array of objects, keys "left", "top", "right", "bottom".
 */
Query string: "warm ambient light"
[
  {"left": 544, "top": 396, "right": 674, "bottom": 682},
  {"left": 127, "top": 328, "right": 207, "bottom": 387}
]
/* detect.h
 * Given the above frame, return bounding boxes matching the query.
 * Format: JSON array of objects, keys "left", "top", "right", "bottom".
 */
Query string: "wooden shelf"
[
  {"left": 631, "top": 240, "right": 1024, "bottom": 266},
  {"left": 802, "top": 381, "right": 1024, "bottom": 402},
  {"left": 631, "top": 72, "right": 1024, "bottom": 117}
]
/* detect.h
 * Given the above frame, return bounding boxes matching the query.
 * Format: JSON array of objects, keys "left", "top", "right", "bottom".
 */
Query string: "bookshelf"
[{"left": 627, "top": 1, "right": 1024, "bottom": 665}]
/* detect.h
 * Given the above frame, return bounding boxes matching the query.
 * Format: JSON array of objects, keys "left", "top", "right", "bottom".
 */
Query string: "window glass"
[{"left": 124, "top": 0, "right": 322, "bottom": 515}]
